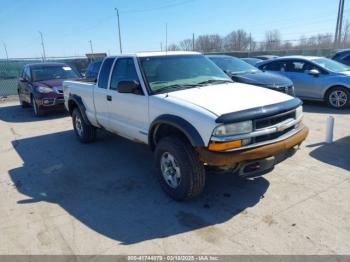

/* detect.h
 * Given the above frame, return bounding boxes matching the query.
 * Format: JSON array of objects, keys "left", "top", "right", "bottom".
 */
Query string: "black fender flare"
[
  {"left": 148, "top": 114, "right": 205, "bottom": 150},
  {"left": 68, "top": 94, "right": 91, "bottom": 125}
]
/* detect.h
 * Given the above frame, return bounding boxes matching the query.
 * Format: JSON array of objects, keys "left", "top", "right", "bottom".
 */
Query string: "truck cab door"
[{"left": 106, "top": 57, "right": 149, "bottom": 143}]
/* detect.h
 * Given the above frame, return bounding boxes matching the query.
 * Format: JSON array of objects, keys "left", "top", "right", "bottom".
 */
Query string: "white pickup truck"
[{"left": 63, "top": 51, "right": 308, "bottom": 201}]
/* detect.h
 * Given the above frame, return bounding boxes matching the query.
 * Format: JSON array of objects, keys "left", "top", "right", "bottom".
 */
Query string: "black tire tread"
[
  {"left": 72, "top": 108, "right": 96, "bottom": 143},
  {"left": 326, "top": 86, "right": 350, "bottom": 109},
  {"left": 155, "top": 136, "right": 205, "bottom": 201}
]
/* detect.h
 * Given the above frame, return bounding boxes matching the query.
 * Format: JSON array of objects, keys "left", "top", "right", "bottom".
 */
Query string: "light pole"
[
  {"left": 115, "top": 8, "right": 123, "bottom": 54},
  {"left": 89, "top": 40, "right": 94, "bottom": 61},
  {"left": 165, "top": 23, "right": 168, "bottom": 52},
  {"left": 3, "top": 42, "right": 9, "bottom": 61},
  {"left": 334, "top": 0, "right": 345, "bottom": 48},
  {"left": 39, "top": 31, "right": 46, "bottom": 61},
  {"left": 89, "top": 40, "right": 94, "bottom": 54}
]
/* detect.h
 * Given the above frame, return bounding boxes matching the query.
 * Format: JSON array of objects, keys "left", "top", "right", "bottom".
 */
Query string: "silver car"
[{"left": 257, "top": 56, "right": 350, "bottom": 109}]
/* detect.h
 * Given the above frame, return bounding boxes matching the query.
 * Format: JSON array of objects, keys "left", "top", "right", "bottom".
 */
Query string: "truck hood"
[{"left": 162, "top": 82, "right": 293, "bottom": 116}]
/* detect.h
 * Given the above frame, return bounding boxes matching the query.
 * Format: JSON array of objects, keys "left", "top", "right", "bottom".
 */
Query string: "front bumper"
[
  {"left": 196, "top": 126, "right": 309, "bottom": 167},
  {"left": 35, "top": 95, "right": 65, "bottom": 108}
]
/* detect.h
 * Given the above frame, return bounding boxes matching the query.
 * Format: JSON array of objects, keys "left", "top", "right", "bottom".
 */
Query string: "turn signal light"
[{"left": 208, "top": 140, "right": 242, "bottom": 151}]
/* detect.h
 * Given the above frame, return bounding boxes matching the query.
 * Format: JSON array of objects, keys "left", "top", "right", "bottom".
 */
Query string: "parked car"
[
  {"left": 18, "top": 63, "right": 79, "bottom": 116},
  {"left": 331, "top": 49, "right": 350, "bottom": 66},
  {"left": 85, "top": 61, "right": 102, "bottom": 80},
  {"left": 241, "top": 57, "right": 263, "bottom": 66},
  {"left": 63, "top": 51, "right": 308, "bottom": 201},
  {"left": 207, "top": 55, "right": 295, "bottom": 96},
  {"left": 257, "top": 56, "right": 350, "bottom": 109},
  {"left": 253, "top": 55, "right": 279, "bottom": 60}
]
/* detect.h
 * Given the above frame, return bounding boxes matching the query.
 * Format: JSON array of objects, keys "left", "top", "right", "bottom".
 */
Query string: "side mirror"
[
  {"left": 308, "top": 69, "right": 320, "bottom": 76},
  {"left": 117, "top": 80, "right": 142, "bottom": 94},
  {"left": 19, "top": 77, "right": 27, "bottom": 82}
]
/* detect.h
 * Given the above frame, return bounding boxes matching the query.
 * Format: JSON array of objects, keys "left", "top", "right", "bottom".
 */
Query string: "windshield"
[
  {"left": 210, "top": 56, "right": 260, "bottom": 74},
  {"left": 139, "top": 55, "right": 232, "bottom": 94},
  {"left": 312, "top": 58, "right": 350, "bottom": 73},
  {"left": 31, "top": 65, "right": 79, "bottom": 82}
]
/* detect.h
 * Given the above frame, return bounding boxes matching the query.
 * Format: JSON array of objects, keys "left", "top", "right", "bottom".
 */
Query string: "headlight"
[
  {"left": 36, "top": 86, "right": 53, "bottom": 93},
  {"left": 213, "top": 120, "right": 253, "bottom": 136},
  {"left": 295, "top": 106, "right": 303, "bottom": 120}
]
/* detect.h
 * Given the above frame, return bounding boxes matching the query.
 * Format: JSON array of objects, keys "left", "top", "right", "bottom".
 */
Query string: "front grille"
[
  {"left": 254, "top": 110, "right": 296, "bottom": 130},
  {"left": 252, "top": 109, "right": 297, "bottom": 144},
  {"left": 254, "top": 126, "right": 294, "bottom": 143}
]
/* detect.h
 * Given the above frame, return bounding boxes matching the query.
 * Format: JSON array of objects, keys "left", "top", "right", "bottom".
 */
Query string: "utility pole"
[
  {"left": 89, "top": 40, "right": 94, "bottom": 54},
  {"left": 115, "top": 8, "right": 123, "bottom": 54},
  {"left": 165, "top": 23, "right": 168, "bottom": 53},
  {"left": 89, "top": 40, "right": 94, "bottom": 61},
  {"left": 192, "top": 33, "right": 195, "bottom": 51},
  {"left": 334, "top": 0, "right": 345, "bottom": 48},
  {"left": 249, "top": 33, "right": 252, "bottom": 57},
  {"left": 3, "top": 42, "right": 9, "bottom": 61},
  {"left": 338, "top": 0, "right": 345, "bottom": 46},
  {"left": 39, "top": 31, "right": 46, "bottom": 61}
]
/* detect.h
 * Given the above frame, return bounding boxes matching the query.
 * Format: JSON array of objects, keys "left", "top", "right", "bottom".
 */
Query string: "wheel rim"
[
  {"left": 75, "top": 114, "right": 83, "bottom": 137},
  {"left": 160, "top": 152, "right": 181, "bottom": 188},
  {"left": 329, "top": 90, "right": 348, "bottom": 108},
  {"left": 32, "top": 97, "right": 38, "bottom": 115}
]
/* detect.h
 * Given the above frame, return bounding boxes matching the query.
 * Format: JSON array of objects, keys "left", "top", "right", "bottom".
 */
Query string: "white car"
[{"left": 63, "top": 51, "right": 308, "bottom": 201}]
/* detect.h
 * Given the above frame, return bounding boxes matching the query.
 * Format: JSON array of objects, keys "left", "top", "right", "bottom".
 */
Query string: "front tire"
[
  {"left": 72, "top": 108, "right": 96, "bottom": 143},
  {"left": 326, "top": 87, "right": 350, "bottom": 109},
  {"left": 18, "top": 91, "right": 29, "bottom": 108},
  {"left": 154, "top": 136, "right": 206, "bottom": 201},
  {"left": 31, "top": 96, "right": 44, "bottom": 116}
]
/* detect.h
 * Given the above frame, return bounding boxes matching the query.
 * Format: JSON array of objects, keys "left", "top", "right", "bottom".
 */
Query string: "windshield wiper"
[
  {"left": 153, "top": 84, "right": 199, "bottom": 94},
  {"left": 196, "top": 79, "right": 233, "bottom": 86}
]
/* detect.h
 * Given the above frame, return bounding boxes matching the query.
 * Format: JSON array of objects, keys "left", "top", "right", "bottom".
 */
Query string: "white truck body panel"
[{"left": 64, "top": 52, "right": 296, "bottom": 147}]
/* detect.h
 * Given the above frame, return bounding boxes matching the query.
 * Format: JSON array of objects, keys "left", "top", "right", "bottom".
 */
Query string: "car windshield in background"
[
  {"left": 210, "top": 56, "right": 259, "bottom": 74},
  {"left": 312, "top": 58, "right": 350, "bottom": 73},
  {"left": 139, "top": 55, "right": 232, "bottom": 94},
  {"left": 31, "top": 65, "right": 79, "bottom": 82}
]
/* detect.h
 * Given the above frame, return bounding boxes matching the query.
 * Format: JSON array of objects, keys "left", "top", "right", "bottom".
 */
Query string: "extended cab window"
[
  {"left": 97, "top": 58, "right": 114, "bottom": 89},
  {"left": 110, "top": 58, "right": 140, "bottom": 90}
]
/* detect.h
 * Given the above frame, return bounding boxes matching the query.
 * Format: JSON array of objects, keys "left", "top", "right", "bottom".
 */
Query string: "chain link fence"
[{"left": 0, "top": 57, "right": 90, "bottom": 97}]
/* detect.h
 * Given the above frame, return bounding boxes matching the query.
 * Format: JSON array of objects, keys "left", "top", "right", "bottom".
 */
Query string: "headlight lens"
[
  {"left": 295, "top": 106, "right": 303, "bottom": 119},
  {"left": 36, "top": 86, "right": 53, "bottom": 93},
  {"left": 213, "top": 120, "right": 253, "bottom": 136}
]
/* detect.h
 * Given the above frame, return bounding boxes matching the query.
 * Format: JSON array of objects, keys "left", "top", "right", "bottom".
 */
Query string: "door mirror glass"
[
  {"left": 117, "top": 80, "right": 142, "bottom": 94},
  {"left": 308, "top": 69, "right": 320, "bottom": 76}
]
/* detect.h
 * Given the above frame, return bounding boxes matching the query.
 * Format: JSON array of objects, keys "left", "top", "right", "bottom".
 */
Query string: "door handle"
[{"left": 107, "top": 95, "right": 112, "bottom": 101}]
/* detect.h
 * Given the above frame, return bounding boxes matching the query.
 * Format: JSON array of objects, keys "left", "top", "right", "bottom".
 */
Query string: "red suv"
[{"left": 18, "top": 63, "right": 79, "bottom": 116}]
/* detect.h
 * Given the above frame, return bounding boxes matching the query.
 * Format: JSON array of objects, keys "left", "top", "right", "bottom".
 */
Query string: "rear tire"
[
  {"left": 154, "top": 136, "right": 206, "bottom": 201},
  {"left": 31, "top": 96, "right": 44, "bottom": 116},
  {"left": 72, "top": 108, "right": 96, "bottom": 143},
  {"left": 326, "top": 87, "right": 350, "bottom": 109}
]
